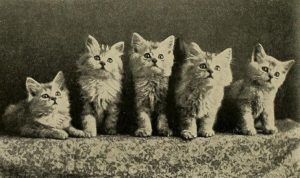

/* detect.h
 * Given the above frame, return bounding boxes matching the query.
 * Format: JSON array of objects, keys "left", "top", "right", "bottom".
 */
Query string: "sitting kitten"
[
  {"left": 226, "top": 44, "right": 294, "bottom": 135},
  {"left": 176, "top": 42, "right": 232, "bottom": 139},
  {"left": 2, "top": 71, "right": 86, "bottom": 139},
  {"left": 77, "top": 35, "right": 124, "bottom": 136},
  {"left": 130, "top": 33, "right": 175, "bottom": 137}
]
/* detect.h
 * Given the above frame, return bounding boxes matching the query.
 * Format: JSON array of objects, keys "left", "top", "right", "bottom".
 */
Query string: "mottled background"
[{"left": 0, "top": 0, "right": 299, "bottom": 132}]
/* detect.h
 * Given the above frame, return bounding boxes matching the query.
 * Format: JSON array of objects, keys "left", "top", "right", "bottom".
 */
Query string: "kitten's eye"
[
  {"left": 144, "top": 53, "right": 151, "bottom": 59},
  {"left": 158, "top": 54, "right": 164, "bottom": 60},
  {"left": 274, "top": 72, "right": 280, "bottom": 77},
  {"left": 41, "top": 94, "right": 49, "bottom": 99},
  {"left": 94, "top": 55, "right": 101, "bottom": 61},
  {"left": 55, "top": 91, "right": 61, "bottom": 96},
  {"left": 199, "top": 63, "right": 207, "bottom": 69},
  {"left": 107, "top": 58, "right": 113, "bottom": 63},
  {"left": 215, "top": 65, "right": 221, "bottom": 71},
  {"left": 262, "top": 66, "right": 269, "bottom": 72}
]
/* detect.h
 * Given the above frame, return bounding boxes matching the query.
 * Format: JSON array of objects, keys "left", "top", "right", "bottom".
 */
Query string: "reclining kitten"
[
  {"left": 176, "top": 42, "right": 232, "bottom": 139},
  {"left": 2, "top": 71, "right": 86, "bottom": 139},
  {"left": 78, "top": 35, "right": 124, "bottom": 136},
  {"left": 224, "top": 43, "right": 294, "bottom": 135},
  {"left": 130, "top": 33, "right": 175, "bottom": 137}
]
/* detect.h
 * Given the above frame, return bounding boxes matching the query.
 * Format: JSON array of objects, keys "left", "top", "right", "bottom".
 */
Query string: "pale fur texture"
[
  {"left": 226, "top": 43, "right": 295, "bottom": 135},
  {"left": 78, "top": 35, "right": 124, "bottom": 136},
  {"left": 2, "top": 71, "right": 86, "bottom": 139},
  {"left": 130, "top": 33, "right": 175, "bottom": 137},
  {"left": 176, "top": 42, "right": 232, "bottom": 139}
]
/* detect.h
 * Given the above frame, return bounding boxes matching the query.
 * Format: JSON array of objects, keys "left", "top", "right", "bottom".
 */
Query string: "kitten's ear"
[
  {"left": 217, "top": 48, "right": 232, "bottom": 63},
  {"left": 131, "top": 32, "right": 147, "bottom": 52},
  {"left": 282, "top": 60, "right": 295, "bottom": 72},
  {"left": 160, "top": 35, "right": 175, "bottom": 52},
  {"left": 111, "top": 41, "right": 125, "bottom": 56},
  {"left": 26, "top": 77, "right": 42, "bottom": 99},
  {"left": 86, "top": 35, "right": 100, "bottom": 54},
  {"left": 53, "top": 71, "right": 65, "bottom": 90},
  {"left": 251, "top": 43, "right": 267, "bottom": 62},
  {"left": 188, "top": 42, "right": 205, "bottom": 57}
]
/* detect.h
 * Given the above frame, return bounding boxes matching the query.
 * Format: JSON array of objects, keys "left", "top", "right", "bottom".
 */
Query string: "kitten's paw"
[
  {"left": 158, "top": 128, "right": 173, "bottom": 137},
  {"left": 53, "top": 130, "right": 69, "bottom": 140},
  {"left": 241, "top": 128, "right": 257, "bottom": 136},
  {"left": 180, "top": 130, "right": 197, "bottom": 140},
  {"left": 105, "top": 128, "right": 117, "bottom": 135},
  {"left": 263, "top": 127, "right": 278, "bottom": 135},
  {"left": 198, "top": 129, "right": 215, "bottom": 137},
  {"left": 84, "top": 131, "right": 97, "bottom": 138},
  {"left": 134, "top": 128, "right": 152, "bottom": 137},
  {"left": 73, "top": 130, "right": 89, "bottom": 138}
]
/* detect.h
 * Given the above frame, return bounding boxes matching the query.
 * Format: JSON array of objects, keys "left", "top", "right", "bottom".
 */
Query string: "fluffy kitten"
[
  {"left": 176, "top": 42, "right": 232, "bottom": 139},
  {"left": 2, "top": 71, "right": 86, "bottom": 139},
  {"left": 77, "top": 35, "right": 124, "bottom": 136},
  {"left": 130, "top": 33, "right": 175, "bottom": 137},
  {"left": 225, "top": 44, "right": 294, "bottom": 135}
]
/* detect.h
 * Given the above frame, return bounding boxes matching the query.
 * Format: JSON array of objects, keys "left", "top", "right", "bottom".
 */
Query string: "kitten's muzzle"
[
  {"left": 50, "top": 97, "right": 57, "bottom": 105},
  {"left": 100, "top": 61, "right": 106, "bottom": 69},
  {"left": 151, "top": 58, "right": 157, "bottom": 64},
  {"left": 206, "top": 69, "right": 214, "bottom": 79}
]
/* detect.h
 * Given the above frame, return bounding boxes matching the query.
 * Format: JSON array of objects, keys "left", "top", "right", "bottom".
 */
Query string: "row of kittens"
[{"left": 2, "top": 33, "right": 295, "bottom": 140}]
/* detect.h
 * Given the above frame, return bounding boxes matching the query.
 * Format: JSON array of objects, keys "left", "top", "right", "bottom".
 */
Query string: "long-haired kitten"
[
  {"left": 2, "top": 71, "right": 86, "bottom": 139},
  {"left": 130, "top": 33, "right": 175, "bottom": 137},
  {"left": 225, "top": 44, "right": 294, "bottom": 135},
  {"left": 77, "top": 35, "right": 124, "bottom": 136},
  {"left": 176, "top": 42, "right": 232, "bottom": 139}
]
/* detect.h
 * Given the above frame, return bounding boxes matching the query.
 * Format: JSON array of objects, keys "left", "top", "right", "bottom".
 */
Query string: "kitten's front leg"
[
  {"left": 134, "top": 108, "right": 152, "bottom": 137},
  {"left": 66, "top": 126, "right": 87, "bottom": 138},
  {"left": 261, "top": 104, "right": 278, "bottom": 134},
  {"left": 240, "top": 105, "right": 257, "bottom": 135},
  {"left": 180, "top": 115, "right": 197, "bottom": 140},
  {"left": 198, "top": 112, "right": 217, "bottom": 137},
  {"left": 20, "top": 124, "right": 69, "bottom": 140},
  {"left": 157, "top": 113, "right": 173, "bottom": 136},
  {"left": 104, "top": 103, "right": 119, "bottom": 135},
  {"left": 81, "top": 102, "right": 99, "bottom": 137}
]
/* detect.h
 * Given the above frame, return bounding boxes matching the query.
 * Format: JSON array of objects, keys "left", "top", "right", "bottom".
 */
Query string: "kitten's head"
[
  {"left": 182, "top": 42, "right": 232, "bottom": 87},
  {"left": 247, "top": 43, "right": 295, "bottom": 89},
  {"left": 26, "top": 71, "right": 69, "bottom": 112},
  {"left": 130, "top": 33, "right": 175, "bottom": 77},
  {"left": 77, "top": 35, "right": 124, "bottom": 80}
]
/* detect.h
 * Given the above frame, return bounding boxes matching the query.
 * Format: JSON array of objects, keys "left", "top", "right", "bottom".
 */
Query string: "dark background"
[{"left": 0, "top": 0, "right": 299, "bottom": 132}]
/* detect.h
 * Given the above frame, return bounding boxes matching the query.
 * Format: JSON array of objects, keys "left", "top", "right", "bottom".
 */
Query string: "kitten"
[
  {"left": 77, "top": 35, "right": 124, "bottom": 136},
  {"left": 176, "top": 42, "right": 232, "bottom": 139},
  {"left": 130, "top": 33, "right": 175, "bottom": 137},
  {"left": 2, "top": 71, "right": 86, "bottom": 139},
  {"left": 225, "top": 43, "right": 294, "bottom": 135}
]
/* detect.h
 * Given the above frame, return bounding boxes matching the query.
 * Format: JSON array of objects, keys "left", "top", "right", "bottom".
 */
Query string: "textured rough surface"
[{"left": 0, "top": 119, "right": 299, "bottom": 177}]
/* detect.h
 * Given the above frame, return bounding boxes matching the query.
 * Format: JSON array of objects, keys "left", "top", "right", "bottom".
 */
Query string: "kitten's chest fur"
[
  {"left": 135, "top": 76, "right": 168, "bottom": 111},
  {"left": 180, "top": 86, "right": 224, "bottom": 118},
  {"left": 35, "top": 111, "right": 71, "bottom": 129},
  {"left": 236, "top": 81, "right": 276, "bottom": 117},
  {"left": 79, "top": 76, "right": 121, "bottom": 110}
]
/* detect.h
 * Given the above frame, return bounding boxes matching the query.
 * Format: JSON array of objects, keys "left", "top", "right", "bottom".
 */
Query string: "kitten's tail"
[{"left": 1, "top": 104, "right": 21, "bottom": 131}]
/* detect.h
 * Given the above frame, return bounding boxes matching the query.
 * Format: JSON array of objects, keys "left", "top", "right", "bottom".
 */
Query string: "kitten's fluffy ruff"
[
  {"left": 227, "top": 44, "right": 295, "bottom": 135},
  {"left": 2, "top": 71, "right": 86, "bottom": 139},
  {"left": 176, "top": 42, "right": 232, "bottom": 139},
  {"left": 78, "top": 35, "right": 124, "bottom": 136},
  {"left": 130, "top": 33, "right": 175, "bottom": 137}
]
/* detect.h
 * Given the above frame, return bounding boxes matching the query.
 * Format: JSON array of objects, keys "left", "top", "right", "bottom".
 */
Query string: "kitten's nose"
[
  {"left": 100, "top": 61, "right": 106, "bottom": 66},
  {"left": 207, "top": 69, "right": 213, "bottom": 74},
  {"left": 268, "top": 74, "right": 273, "bottom": 79},
  {"left": 152, "top": 58, "right": 157, "bottom": 64},
  {"left": 50, "top": 97, "right": 57, "bottom": 104}
]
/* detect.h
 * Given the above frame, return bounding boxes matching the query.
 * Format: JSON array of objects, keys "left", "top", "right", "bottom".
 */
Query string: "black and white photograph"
[{"left": 0, "top": 0, "right": 299, "bottom": 177}]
